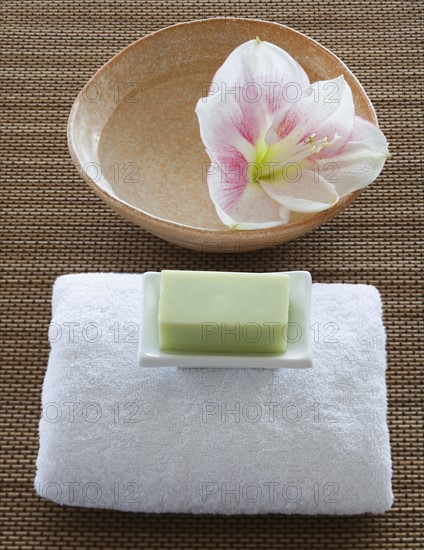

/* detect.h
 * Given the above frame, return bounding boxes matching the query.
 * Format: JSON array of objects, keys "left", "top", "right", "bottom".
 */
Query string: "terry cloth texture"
[{"left": 35, "top": 274, "right": 392, "bottom": 515}]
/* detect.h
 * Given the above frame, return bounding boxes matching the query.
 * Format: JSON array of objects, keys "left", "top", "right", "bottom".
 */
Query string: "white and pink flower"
[{"left": 195, "top": 38, "right": 390, "bottom": 229}]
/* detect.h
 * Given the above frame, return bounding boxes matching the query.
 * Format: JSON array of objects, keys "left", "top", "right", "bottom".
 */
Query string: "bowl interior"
[{"left": 68, "top": 18, "right": 376, "bottom": 243}]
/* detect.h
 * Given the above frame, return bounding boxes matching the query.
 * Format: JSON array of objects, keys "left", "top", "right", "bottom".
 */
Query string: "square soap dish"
[{"left": 138, "top": 271, "right": 312, "bottom": 369}]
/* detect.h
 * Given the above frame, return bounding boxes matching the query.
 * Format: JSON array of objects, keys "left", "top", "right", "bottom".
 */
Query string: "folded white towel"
[{"left": 35, "top": 273, "right": 393, "bottom": 514}]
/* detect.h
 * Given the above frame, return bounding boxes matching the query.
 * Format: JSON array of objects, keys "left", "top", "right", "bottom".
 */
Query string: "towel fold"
[{"left": 35, "top": 273, "right": 393, "bottom": 514}]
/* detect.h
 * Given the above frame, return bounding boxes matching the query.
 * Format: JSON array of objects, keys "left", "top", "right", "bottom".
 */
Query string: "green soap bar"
[{"left": 158, "top": 270, "right": 289, "bottom": 354}]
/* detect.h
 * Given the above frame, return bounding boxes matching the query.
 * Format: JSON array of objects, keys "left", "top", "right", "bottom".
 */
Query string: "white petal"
[
  {"left": 210, "top": 39, "right": 310, "bottom": 118},
  {"left": 196, "top": 91, "right": 264, "bottom": 166},
  {"left": 260, "top": 169, "right": 339, "bottom": 213},
  {"left": 266, "top": 75, "right": 355, "bottom": 155},
  {"left": 317, "top": 116, "right": 389, "bottom": 197},
  {"left": 208, "top": 166, "right": 290, "bottom": 229}
]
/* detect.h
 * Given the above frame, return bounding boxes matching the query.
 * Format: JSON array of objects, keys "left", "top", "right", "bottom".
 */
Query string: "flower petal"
[
  {"left": 260, "top": 169, "right": 339, "bottom": 213},
  {"left": 208, "top": 164, "right": 290, "bottom": 229},
  {"left": 196, "top": 90, "right": 265, "bottom": 166},
  {"left": 316, "top": 116, "right": 390, "bottom": 197},
  {"left": 266, "top": 75, "right": 355, "bottom": 156},
  {"left": 209, "top": 39, "right": 310, "bottom": 118}
]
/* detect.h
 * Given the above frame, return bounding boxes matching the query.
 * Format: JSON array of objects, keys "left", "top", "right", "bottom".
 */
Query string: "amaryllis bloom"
[{"left": 195, "top": 38, "right": 390, "bottom": 229}]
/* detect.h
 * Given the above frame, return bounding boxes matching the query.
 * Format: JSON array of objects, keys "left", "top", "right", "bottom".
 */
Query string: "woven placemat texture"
[{"left": 1, "top": 0, "right": 423, "bottom": 548}]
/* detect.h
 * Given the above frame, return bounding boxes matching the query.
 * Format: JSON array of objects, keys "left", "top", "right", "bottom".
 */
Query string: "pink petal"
[
  {"left": 260, "top": 169, "right": 339, "bottom": 213},
  {"left": 207, "top": 164, "right": 290, "bottom": 229},
  {"left": 316, "top": 116, "right": 389, "bottom": 197},
  {"left": 196, "top": 90, "right": 265, "bottom": 166},
  {"left": 266, "top": 76, "right": 355, "bottom": 155},
  {"left": 209, "top": 39, "right": 310, "bottom": 117}
]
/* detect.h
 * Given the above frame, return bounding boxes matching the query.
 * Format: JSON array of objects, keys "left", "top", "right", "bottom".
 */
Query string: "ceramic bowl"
[{"left": 68, "top": 17, "right": 378, "bottom": 253}]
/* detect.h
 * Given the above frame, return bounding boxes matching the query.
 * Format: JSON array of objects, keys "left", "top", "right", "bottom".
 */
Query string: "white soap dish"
[{"left": 138, "top": 271, "right": 312, "bottom": 369}]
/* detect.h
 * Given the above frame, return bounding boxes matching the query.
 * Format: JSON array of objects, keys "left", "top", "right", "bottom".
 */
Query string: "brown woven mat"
[{"left": 2, "top": 0, "right": 423, "bottom": 548}]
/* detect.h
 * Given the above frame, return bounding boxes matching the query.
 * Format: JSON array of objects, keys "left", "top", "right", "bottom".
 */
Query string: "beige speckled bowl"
[{"left": 68, "top": 17, "right": 377, "bottom": 253}]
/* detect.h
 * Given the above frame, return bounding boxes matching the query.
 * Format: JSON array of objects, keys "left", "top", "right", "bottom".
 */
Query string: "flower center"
[
  {"left": 248, "top": 137, "right": 270, "bottom": 184},
  {"left": 250, "top": 132, "right": 340, "bottom": 185}
]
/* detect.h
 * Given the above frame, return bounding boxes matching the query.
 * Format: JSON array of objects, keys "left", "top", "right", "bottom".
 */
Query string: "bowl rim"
[{"left": 67, "top": 16, "right": 378, "bottom": 239}]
